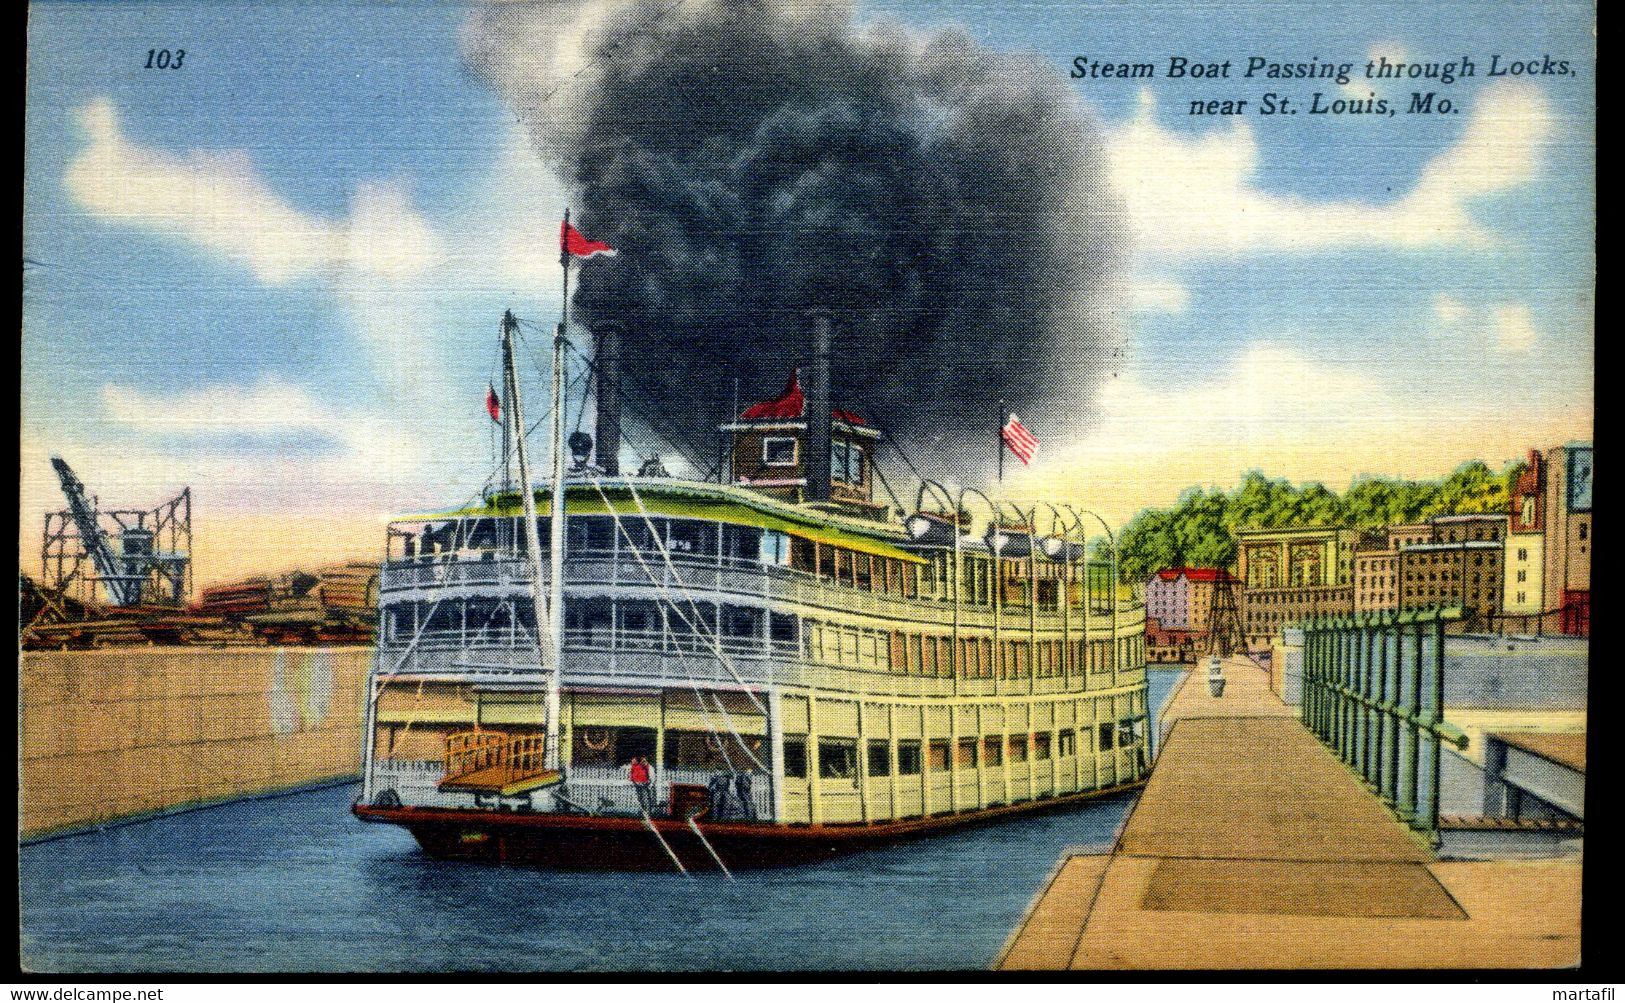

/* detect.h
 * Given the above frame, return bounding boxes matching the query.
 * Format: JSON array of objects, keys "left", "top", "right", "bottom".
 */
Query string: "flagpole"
[
  {"left": 997, "top": 398, "right": 1005, "bottom": 484},
  {"left": 542, "top": 209, "right": 572, "bottom": 773}
]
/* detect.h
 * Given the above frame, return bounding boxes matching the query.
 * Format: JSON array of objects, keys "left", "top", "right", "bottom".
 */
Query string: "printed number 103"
[{"left": 145, "top": 48, "right": 186, "bottom": 69}]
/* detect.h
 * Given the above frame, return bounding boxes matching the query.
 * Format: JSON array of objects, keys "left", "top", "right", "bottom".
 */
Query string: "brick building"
[
  {"left": 1143, "top": 567, "right": 1240, "bottom": 662},
  {"left": 1236, "top": 527, "right": 1355, "bottom": 650}
]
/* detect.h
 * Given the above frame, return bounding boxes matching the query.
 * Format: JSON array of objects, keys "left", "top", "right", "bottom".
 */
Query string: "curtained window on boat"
[
  {"left": 817, "top": 739, "right": 858, "bottom": 780},
  {"left": 898, "top": 740, "right": 922, "bottom": 776}
]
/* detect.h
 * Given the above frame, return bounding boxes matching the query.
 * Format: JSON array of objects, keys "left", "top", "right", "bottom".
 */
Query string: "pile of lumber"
[
  {"left": 19, "top": 562, "right": 380, "bottom": 650},
  {"left": 196, "top": 578, "right": 275, "bottom": 616}
]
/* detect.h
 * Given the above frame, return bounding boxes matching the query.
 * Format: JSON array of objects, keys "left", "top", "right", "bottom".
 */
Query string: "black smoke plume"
[{"left": 465, "top": 0, "right": 1125, "bottom": 485}]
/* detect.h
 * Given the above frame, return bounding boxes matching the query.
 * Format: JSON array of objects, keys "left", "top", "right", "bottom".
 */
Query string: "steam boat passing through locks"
[{"left": 353, "top": 307, "right": 1151, "bottom": 870}]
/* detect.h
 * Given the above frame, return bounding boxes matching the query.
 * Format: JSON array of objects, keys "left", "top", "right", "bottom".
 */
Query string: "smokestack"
[
  {"left": 804, "top": 309, "right": 833, "bottom": 502},
  {"left": 595, "top": 321, "right": 622, "bottom": 476}
]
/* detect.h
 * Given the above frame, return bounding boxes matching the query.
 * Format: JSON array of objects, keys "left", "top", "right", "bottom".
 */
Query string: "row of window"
[
  {"left": 391, "top": 516, "right": 1112, "bottom": 612},
  {"left": 759, "top": 436, "right": 866, "bottom": 487},
  {"left": 779, "top": 721, "right": 1144, "bottom": 780},
  {"left": 1247, "top": 589, "right": 1351, "bottom": 606},
  {"left": 805, "top": 620, "right": 1142, "bottom": 678},
  {"left": 385, "top": 596, "right": 1148, "bottom": 676}
]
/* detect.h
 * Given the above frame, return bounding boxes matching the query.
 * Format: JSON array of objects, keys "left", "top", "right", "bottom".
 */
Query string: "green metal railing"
[{"left": 1297, "top": 607, "right": 1468, "bottom": 844}]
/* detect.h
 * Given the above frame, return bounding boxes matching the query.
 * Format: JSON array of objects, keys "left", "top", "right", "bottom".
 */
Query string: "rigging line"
[
  {"left": 836, "top": 414, "right": 905, "bottom": 514},
  {"left": 619, "top": 476, "right": 772, "bottom": 717},
  {"left": 586, "top": 478, "right": 769, "bottom": 767},
  {"left": 559, "top": 340, "right": 707, "bottom": 467},
  {"left": 586, "top": 474, "right": 771, "bottom": 741},
  {"left": 558, "top": 340, "right": 711, "bottom": 474},
  {"left": 585, "top": 478, "right": 764, "bottom": 773},
  {"left": 838, "top": 388, "right": 935, "bottom": 506}
]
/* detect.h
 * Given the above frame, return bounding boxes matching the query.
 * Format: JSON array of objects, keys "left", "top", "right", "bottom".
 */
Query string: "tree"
[{"left": 1109, "top": 456, "right": 1524, "bottom": 578}]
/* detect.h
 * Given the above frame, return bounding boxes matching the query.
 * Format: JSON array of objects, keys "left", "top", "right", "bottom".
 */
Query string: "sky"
[{"left": 21, "top": 0, "right": 1594, "bottom": 585}]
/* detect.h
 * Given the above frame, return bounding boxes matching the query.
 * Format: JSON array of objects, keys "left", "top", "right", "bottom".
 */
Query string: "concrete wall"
[
  {"left": 20, "top": 646, "right": 371, "bottom": 841},
  {"left": 1442, "top": 635, "right": 1589, "bottom": 711}
]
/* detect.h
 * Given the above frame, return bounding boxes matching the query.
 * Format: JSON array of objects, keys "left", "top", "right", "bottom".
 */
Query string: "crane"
[{"left": 44, "top": 457, "right": 191, "bottom": 607}]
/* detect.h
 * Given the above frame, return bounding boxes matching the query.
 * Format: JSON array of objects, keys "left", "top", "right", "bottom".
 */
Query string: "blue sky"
[{"left": 22, "top": 0, "right": 1594, "bottom": 580}]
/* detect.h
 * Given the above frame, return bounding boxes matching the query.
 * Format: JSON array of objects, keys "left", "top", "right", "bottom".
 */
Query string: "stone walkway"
[{"left": 998, "top": 658, "right": 1582, "bottom": 970}]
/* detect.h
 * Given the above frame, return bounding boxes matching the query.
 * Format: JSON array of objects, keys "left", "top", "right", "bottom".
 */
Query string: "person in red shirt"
[{"left": 629, "top": 755, "right": 653, "bottom": 815}]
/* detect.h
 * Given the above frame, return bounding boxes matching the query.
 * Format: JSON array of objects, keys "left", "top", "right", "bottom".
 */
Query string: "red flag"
[
  {"left": 1001, "top": 413, "right": 1039, "bottom": 464},
  {"left": 561, "top": 220, "right": 617, "bottom": 259},
  {"left": 485, "top": 383, "right": 501, "bottom": 424}
]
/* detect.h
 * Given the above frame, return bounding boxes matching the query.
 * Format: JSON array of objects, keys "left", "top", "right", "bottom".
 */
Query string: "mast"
[
  {"left": 500, "top": 310, "right": 561, "bottom": 770},
  {"left": 544, "top": 210, "right": 574, "bottom": 772}
]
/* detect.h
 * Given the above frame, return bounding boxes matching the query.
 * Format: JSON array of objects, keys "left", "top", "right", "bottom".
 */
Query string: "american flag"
[{"left": 1001, "top": 413, "right": 1039, "bottom": 465}]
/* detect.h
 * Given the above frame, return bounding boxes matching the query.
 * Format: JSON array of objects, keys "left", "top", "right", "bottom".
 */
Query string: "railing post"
[
  {"left": 1361, "top": 621, "right": 1376, "bottom": 786},
  {"left": 1420, "top": 613, "right": 1444, "bottom": 839},
  {"left": 1339, "top": 620, "right": 1353, "bottom": 762},
  {"left": 1373, "top": 618, "right": 1388, "bottom": 800},
  {"left": 1399, "top": 619, "right": 1421, "bottom": 823}
]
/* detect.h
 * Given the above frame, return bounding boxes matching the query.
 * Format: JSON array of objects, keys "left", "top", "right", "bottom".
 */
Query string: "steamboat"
[{"left": 354, "top": 252, "right": 1150, "bottom": 869}]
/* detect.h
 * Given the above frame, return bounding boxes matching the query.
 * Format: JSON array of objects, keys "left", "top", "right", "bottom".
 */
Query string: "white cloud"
[
  {"left": 1433, "top": 294, "right": 1469, "bottom": 326},
  {"left": 1432, "top": 295, "right": 1540, "bottom": 353},
  {"left": 1492, "top": 303, "right": 1539, "bottom": 353},
  {"left": 999, "top": 341, "right": 1588, "bottom": 526},
  {"left": 97, "top": 377, "right": 429, "bottom": 479},
  {"left": 1111, "top": 81, "right": 1553, "bottom": 258},
  {"left": 101, "top": 377, "right": 341, "bottom": 436},
  {"left": 1128, "top": 276, "right": 1190, "bottom": 314},
  {"left": 65, "top": 99, "right": 439, "bottom": 284}
]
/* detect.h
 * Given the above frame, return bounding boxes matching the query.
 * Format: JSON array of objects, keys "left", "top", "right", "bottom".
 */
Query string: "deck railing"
[
  {"left": 1297, "top": 607, "right": 1469, "bottom": 844},
  {"left": 443, "top": 731, "right": 509, "bottom": 783}
]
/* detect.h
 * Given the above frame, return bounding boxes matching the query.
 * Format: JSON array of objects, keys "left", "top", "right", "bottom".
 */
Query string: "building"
[
  {"left": 1398, "top": 541, "right": 1504, "bottom": 626},
  {"left": 1430, "top": 513, "right": 1508, "bottom": 544},
  {"left": 1505, "top": 449, "right": 1546, "bottom": 616},
  {"left": 1386, "top": 523, "right": 1433, "bottom": 549},
  {"left": 1145, "top": 616, "right": 1200, "bottom": 664},
  {"left": 1144, "top": 568, "right": 1190, "bottom": 630},
  {"left": 1143, "top": 567, "right": 1240, "bottom": 661},
  {"left": 1504, "top": 532, "right": 1544, "bottom": 615},
  {"left": 1236, "top": 527, "right": 1355, "bottom": 650},
  {"left": 1541, "top": 443, "right": 1591, "bottom": 635}
]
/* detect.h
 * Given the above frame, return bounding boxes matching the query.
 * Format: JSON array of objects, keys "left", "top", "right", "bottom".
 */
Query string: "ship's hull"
[{"left": 353, "top": 779, "right": 1144, "bottom": 871}]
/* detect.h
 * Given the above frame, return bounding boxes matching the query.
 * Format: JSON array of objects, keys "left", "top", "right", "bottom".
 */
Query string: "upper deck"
[{"left": 375, "top": 476, "right": 1146, "bottom": 698}]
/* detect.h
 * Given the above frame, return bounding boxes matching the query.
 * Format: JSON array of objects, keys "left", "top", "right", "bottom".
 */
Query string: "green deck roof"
[{"left": 408, "top": 479, "right": 925, "bottom": 564}]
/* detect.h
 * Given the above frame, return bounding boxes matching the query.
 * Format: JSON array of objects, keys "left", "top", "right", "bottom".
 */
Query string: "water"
[{"left": 20, "top": 669, "right": 1186, "bottom": 972}]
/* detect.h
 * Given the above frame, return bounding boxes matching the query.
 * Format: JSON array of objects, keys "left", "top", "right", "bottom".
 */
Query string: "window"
[
  {"left": 867, "top": 739, "right": 892, "bottom": 777},
  {"left": 818, "top": 739, "right": 858, "bottom": 780},
  {"left": 831, "top": 440, "right": 864, "bottom": 485},
  {"left": 897, "top": 740, "right": 922, "bottom": 776},
  {"left": 928, "top": 739, "right": 950, "bottom": 771},
  {"left": 667, "top": 520, "right": 717, "bottom": 556},
  {"left": 1517, "top": 548, "right": 1528, "bottom": 561},
  {"left": 956, "top": 737, "right": 978, "bottom": 768},
  {"left": 1098, "top": 723, "right": 1115, "bottom": 751},
  {"left": 781, "top": 737, "right": 807, "bottom": 779},
  {"left": 763, "top": 436, "right": 797, "bottom": 466},
  {"left": 758, "top": 529, "right": 790, "bottom": 566},
  {"left": 1058, "top": 728, "right": 1076, "bottom": 757},
  {"left": 1517, "top": 570, "right": 1527, "bottom": 583},
  {"left": 1035, "top": 733, "right": 1052, "bottom": 761},
  {"left": 1008, "top": 734, "right": 1029, "bottom": 763},
  {"left": 1579, "top": 523, "right": 1588, "bottom": 541},
  {"left": 982, "top": 736, "right": 1003, "bottom": 767}
]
